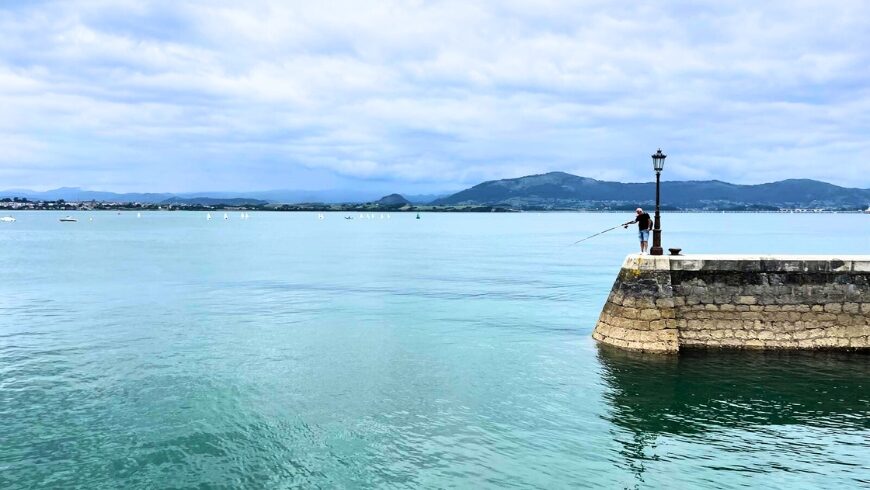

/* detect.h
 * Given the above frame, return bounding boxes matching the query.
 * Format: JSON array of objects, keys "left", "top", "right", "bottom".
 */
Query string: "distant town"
[{"left": 2, "top": 196, "right": 867, "bottom": 214}]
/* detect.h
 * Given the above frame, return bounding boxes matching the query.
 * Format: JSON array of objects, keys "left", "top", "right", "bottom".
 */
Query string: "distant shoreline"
[{"left": 2, "top": 206, "right": 866, "bottom": 214}]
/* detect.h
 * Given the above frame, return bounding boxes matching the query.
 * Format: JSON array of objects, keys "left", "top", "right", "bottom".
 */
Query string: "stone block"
[
  {"left": 845, "top": 324, "right": 870, "bottom": 338},
  {"left": 814, "top": 337, "right": 838, "bottom": 348},
  {"left": 610, "top": 304, "right": 638, "bottom": 320},
  {"left": 686, "top": 319, "right": 707, "bottom": 330},
  {"left": 836, "top": 314, "right": 854, "bottom": 326},
  {"left": 824, "top": 303, "right": 843, "bottom": 314},
  {"left": 797, "top": 339, "right": 816, "bottom": 349},
  {"left": 843, "top": 302, "right": 860, "bottom": 314},
  {"left": 816, "top": 313, "right": 837, "bottom": 322},
  {"left": 850, "top": 337, "right": 869, "bottom": 348},
  {"left": 852, "top": 261, "right": 870, "bottom": 272},
  {"left": 637, "top": 309, "right": 661, "bottom": 321},
  {"left": 654, "top": 298, "right": 674, "bottom": 309},
  {"left": 634, "top": 297, "right": 657, "bottom": 309},
  {"left": 671, "top": 259, "right": 703, "bottom": 271}
]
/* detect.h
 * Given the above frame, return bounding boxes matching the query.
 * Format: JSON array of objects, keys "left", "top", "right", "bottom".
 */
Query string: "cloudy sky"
[{"left": 1, "top": 1, "right": 869, "bottom": 193}]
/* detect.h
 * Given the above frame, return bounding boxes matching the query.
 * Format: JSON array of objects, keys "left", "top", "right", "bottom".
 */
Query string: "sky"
[{"left": 1, "top": 0, "right": 869, "bottom": 193}]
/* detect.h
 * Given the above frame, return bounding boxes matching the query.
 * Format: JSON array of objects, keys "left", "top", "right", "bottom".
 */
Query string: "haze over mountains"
[
  {"left": 3, "top": 173, "right": 870, "bottom": 210},
  {"left": 0, "top": 188, "right": 442, "bottom": 205}
]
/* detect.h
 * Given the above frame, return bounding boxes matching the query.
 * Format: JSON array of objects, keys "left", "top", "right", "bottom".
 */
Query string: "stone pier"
[{"left": 592, "top": 255, "right": 870, "bottom": 352}]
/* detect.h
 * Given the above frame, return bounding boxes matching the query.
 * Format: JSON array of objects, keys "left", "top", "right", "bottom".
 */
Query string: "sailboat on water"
[
  {"left": 206, "top": 213, "right": 212, "bottom": 220},
  {"left": 223, "top": 213, "right": 229, "bottom": 220}
]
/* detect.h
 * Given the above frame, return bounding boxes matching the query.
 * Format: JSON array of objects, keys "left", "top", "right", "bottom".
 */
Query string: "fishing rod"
[{"left": 570, "top": 221, "right": 633, "bottom": 246}]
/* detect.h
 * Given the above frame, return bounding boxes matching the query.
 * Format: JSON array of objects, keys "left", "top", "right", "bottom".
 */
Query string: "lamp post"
[{"left": 649, "top": 149, "right": 666, "bottom": 256}]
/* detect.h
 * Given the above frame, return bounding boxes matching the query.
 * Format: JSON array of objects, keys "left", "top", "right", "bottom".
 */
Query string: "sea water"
[{"left": 0, "top": 211, "right": 868, "bottom": 488}]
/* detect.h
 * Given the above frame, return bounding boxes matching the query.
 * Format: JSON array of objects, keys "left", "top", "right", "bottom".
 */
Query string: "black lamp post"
[{"left": 649, "top": 149, "right": 666, "bottom": 256}]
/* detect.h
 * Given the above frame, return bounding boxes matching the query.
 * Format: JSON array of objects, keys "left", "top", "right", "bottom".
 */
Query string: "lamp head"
[{"left": 652, "top": 148, "right": 666, "bottom": 172}]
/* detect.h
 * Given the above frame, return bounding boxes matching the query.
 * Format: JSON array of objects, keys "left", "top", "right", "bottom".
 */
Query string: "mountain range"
[
  {"left": 432, "top": 172, "right": 870, "bottom": 210},
  {"left": 3, "top": 173, "right": 870, "bottom": 210},
  {"left": 0, "top": 187, "right": 442, "bottom": 205}
]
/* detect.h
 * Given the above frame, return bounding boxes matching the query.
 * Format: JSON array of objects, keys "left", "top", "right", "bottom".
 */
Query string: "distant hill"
[
  {"left": 375, "top": 193, "right": 411, "bottom": 206},
  {"left": 432, "top": 172, "right": 870, "bottom": 210}
]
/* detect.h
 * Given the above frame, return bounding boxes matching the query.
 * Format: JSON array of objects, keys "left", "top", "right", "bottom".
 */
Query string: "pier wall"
[{"left": 592, "top": 255, "right": 870, "bottom": 352}]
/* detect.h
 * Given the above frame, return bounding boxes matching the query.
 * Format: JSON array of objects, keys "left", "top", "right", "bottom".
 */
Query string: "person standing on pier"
[{"left": 624, "top": 208, "right": 653, "bottom": 254}]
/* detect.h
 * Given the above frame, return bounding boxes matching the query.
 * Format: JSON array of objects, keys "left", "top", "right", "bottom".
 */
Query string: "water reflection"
[
  {"left": 599, "top": 346, "right": 869, "bottom": 433},
  {"left": 597, "top": 346, "right": 870, "bottom": 484}
]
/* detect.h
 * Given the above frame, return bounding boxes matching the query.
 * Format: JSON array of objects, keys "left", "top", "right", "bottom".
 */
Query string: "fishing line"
[{"left": 569, "top": 222, "right": 632, "bottom": 246}]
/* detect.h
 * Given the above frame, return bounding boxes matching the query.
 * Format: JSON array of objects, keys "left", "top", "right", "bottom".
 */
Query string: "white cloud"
[{"left": 0, "top": 0, "right": 868, "bottom": 191}]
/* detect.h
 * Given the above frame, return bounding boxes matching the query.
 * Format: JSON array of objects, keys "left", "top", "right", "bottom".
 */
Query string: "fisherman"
[{"left": 623, "top": 207, "right": 653, "bottom": 254}]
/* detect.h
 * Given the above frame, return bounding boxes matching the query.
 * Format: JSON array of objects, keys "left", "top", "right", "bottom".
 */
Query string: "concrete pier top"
[{"left": 623, "top": 254, "right": 870, "bottom": 272}]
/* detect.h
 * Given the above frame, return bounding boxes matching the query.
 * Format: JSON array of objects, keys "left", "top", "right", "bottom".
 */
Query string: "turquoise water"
[{"left": 1, "top": 211, "right": 868, "bottom": 488}]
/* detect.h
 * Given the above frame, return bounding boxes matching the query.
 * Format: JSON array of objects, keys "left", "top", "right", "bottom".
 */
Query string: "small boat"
[
  {"left": 318, "top": 213, "right": 324, "bottom": 220},
  {"left": 240, "top": 212, "right": 245, "bottom": 219},
  {"left": 206, "top": 213, "right": 212, "bottom": 220},
  {"left": 223, "top": 213, "right": 228, "bottom": 220},
  {"left": 864, "top": 206, "right": 870, "bottom": 214},
  {"left": 416, "top": 213, "right": 420, "bottom": 220},
  {"left": 0, "top": 216, "right": 15, "bottom": 222},
  {"left": 345, "top": 216, "right": 353, "bottom": 220},
  {"left": 59, "top": 216, "right": 77, "bottom": 222}
]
